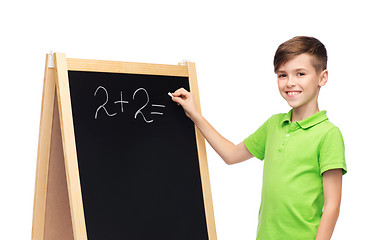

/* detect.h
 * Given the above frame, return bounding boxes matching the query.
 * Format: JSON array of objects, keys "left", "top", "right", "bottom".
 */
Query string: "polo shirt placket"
[{"left": 278, "top": 121, "right": 301, "bottom": 161}]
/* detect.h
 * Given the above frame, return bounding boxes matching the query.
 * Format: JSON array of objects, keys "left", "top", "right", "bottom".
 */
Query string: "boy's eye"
[
  {"left": 278, "top": 74, "right": 287, "bottom": 78},
  {"left": 298, "top": 72, "right": 305, "bottom": 76}
]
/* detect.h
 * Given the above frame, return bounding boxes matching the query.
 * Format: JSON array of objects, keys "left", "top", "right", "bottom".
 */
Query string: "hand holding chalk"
[{"left": 170, "top": 88, "right": 199, "bottom": 120}]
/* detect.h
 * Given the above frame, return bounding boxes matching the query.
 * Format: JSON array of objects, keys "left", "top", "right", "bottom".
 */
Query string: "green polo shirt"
[{"left": 244, "top": 109, "right": 347, "bottom": 240}]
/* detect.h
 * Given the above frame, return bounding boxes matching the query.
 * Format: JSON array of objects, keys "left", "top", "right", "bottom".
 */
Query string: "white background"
[{"left": 1, "top": 0, "right": 390, "bottom": 239}]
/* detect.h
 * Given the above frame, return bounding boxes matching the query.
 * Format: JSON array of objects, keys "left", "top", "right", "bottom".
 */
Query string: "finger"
[
  {"left": 172, "top": 96, "right": 186, "bottom": 106},
  {"left": 173, "top": 88, "right": 189, "bottom": 97}
]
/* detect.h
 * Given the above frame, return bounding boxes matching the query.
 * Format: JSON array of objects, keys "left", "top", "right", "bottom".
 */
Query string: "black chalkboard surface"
[{"left": 68, "top": 70, "right": 208, "bottom": 239}]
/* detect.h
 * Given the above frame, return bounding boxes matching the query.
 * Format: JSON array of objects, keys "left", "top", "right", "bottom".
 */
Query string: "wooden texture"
[
  {"left": 54, "top": 53, "right": 87, "bottom": 240},
  {"left": 43, "top": 91, "right": 73, "bottom": 239},
  {"left": 32, "top": 55, "right": 74, "bottom": 240},
  {"left": 32, "top": 54, "right": 55, "bottom": 239},
  {"left": 187, "top": 62, "right": 217, "bottom": 240},
  {"left": 67, "top": 58, "right": 189, "bottom": 77}
]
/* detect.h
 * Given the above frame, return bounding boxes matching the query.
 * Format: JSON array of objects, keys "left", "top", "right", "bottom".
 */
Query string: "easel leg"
[{"left": 32, "top": 55, "right": 74, "bottom": 240}]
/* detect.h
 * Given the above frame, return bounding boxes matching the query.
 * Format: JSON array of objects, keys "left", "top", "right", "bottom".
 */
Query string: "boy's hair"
[{"left": 273, "top": 36, "right": 327, "bottom": 74}]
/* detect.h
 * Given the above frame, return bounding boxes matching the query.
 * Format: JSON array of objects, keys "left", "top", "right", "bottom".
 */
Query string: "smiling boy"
[{"left": 171, "top": 36, "right": 347, "bottom": 240}]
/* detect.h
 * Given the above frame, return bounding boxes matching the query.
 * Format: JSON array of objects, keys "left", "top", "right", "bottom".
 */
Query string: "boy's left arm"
[{"left": 315, "top": 169, "right": 343, "bottom": 240}]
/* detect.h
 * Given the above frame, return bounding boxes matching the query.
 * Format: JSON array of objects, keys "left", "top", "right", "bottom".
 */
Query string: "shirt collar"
[{"left": 281, "top": 109, "right": 328, "bottom": 129}]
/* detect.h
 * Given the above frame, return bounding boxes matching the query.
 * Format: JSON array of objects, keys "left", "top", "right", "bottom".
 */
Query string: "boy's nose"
[{"left": 287, "top": 77, "right": 297, "bottom": 87}]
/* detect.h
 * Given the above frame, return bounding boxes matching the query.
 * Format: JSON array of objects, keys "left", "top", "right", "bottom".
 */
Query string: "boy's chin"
[
  {"left": 286, "top": 101, "right": 299, "bottom": 108},
  {"left": 287, "top": 102, "right": 306, "bottom": 109}
]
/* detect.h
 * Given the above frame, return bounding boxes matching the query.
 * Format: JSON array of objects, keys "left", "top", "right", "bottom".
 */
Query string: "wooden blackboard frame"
[{"left": 32, "top": 53, "right": 216, "bottom": 240}]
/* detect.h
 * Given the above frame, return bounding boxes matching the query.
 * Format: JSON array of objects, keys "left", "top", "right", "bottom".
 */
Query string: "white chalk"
[{"left": 168, "top": 92, "right": 173, "bottom": 98}]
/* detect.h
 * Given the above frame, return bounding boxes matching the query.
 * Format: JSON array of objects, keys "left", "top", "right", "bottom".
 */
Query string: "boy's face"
[{"left": 276, "top": 53, "right": 328, "bottom": 111}]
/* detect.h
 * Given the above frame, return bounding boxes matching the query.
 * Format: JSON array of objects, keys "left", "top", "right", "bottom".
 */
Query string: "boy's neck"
[{"left": 291, "top": 104, "right": 320, "bottom": 122}]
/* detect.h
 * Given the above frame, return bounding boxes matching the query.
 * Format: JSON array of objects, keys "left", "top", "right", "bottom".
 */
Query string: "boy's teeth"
[{"left": 288, "top": 91, "right": 300, "bottom": 95}]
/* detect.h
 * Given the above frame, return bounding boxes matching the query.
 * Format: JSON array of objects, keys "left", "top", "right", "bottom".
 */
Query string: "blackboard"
[{"left": 68, "top": 70, "right": 209, "bottom": 239}]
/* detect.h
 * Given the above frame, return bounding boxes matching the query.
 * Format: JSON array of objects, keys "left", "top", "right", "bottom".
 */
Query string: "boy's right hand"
[
  {"left": 172, "top": 88, "right": 254, "bottom": 165},
  {"left": 171, "top": 88, "right": 200, "bottom": 120}
]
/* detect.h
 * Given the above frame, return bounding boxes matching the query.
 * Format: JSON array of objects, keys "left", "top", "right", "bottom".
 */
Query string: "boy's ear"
[{"left": 319, "top": 69, "right": 328, "bottom": 87}]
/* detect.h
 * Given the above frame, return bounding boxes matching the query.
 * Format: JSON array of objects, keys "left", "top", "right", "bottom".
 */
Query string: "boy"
[{"left": 171, "top": 36, "right": 347, "bottom": 240}]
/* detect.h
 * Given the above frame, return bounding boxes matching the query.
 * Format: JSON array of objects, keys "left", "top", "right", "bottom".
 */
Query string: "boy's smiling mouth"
[{"left": 286, "top": 91, "right": 302, "bottom": 97}]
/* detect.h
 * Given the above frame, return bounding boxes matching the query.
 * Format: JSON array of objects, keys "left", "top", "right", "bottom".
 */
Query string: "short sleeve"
[
  {"left": 318, "top": 127, "right": 347, "bottom": 175},
  {"left": 244, "top": 118, "right": 270, "bottom": 160}
]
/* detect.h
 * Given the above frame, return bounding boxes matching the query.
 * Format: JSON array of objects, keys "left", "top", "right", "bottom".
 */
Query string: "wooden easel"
[
  {"left": 32, "top": 53, "right": 78, "bottom": 239},
  {"left": 31, "top": 53, "right": 217, "bottom": 240}
]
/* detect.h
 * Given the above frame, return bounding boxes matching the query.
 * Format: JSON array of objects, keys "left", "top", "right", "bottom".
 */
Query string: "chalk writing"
[
  {"left": 114, "top": 91, "right": 129, "bottom": 113},
  {"left": 94, "top": 86, "right": 117, "bottom": 119},
  {"left": 94, "top": 86, "right": 165, "bottom": 124},
  {"left": 133, "top": 88, "right": 153, "bottom": 123},
  {"left": 151, "top": 104, "right": 165, "bottom": 116}
]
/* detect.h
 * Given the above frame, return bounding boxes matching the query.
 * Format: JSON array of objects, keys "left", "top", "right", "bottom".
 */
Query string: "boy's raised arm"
[{"left": 171, "top": 88, "right": 253, "bottom": 165}]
